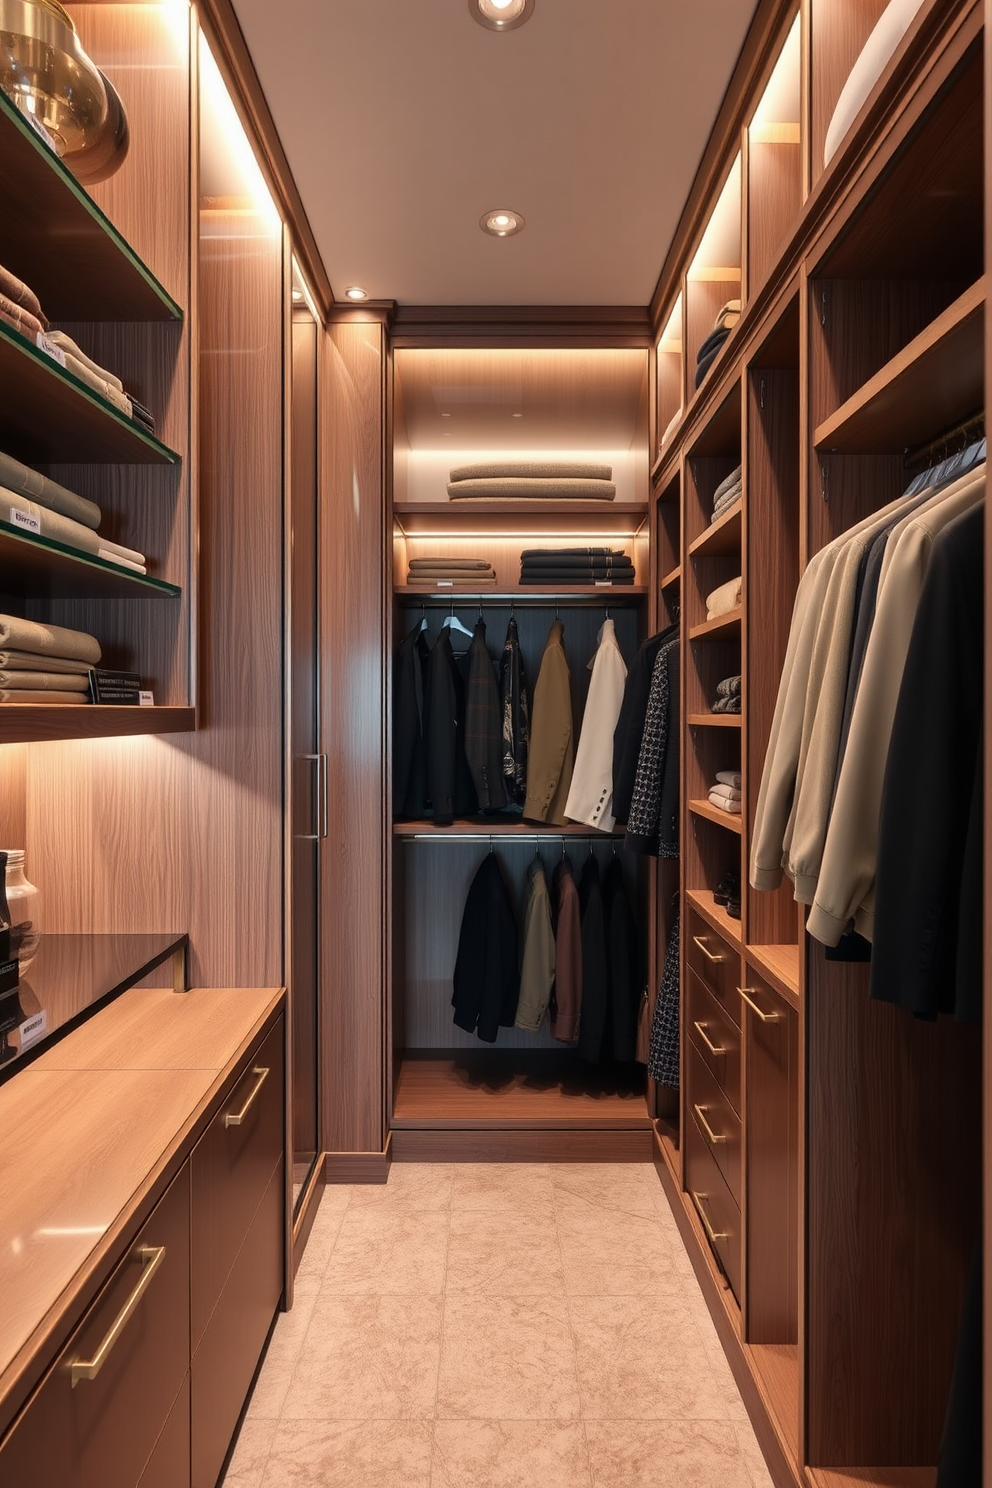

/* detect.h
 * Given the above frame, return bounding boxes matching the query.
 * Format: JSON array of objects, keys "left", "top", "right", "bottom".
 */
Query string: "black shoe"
[
  {"left": 714, "top": 870, "right": 740, "bottom": 906},
  {"left": 726, "top": 895, "right": 741, "bottom": 920}
]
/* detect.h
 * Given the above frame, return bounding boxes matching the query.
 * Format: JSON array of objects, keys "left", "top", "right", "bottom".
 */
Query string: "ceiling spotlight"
[
  {"left": 344, "top": 285, "right": 368, "bottom": 301},
  {"left": 480, "top": 208, "right": 525, "bottom": 238},
  {"left": 470, "top": 0, "right": 534, "bottom": 30}
]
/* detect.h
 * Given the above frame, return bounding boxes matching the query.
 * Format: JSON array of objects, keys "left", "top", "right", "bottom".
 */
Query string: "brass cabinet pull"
[
  {"left": 691, "top": 1191, "right": 728, "bottom": 1244},
  {"left": 692, "top": 934, "right": 724, "bottom": 964},
  {"left": 693, "top": 1104, "right": 727, "bottom": 1145},
  {"left": 693, "top": 1020, "right": 726, "bottom": 1056},
  {"left": 737, "top": 986, "right": 782, "bottom": 1022},
  {"left": 71, "top": 1246, "right": 166, "bottom": 1387},
  {"left": 224, "top": 1065, "right": 270, "bottom": 1128}
]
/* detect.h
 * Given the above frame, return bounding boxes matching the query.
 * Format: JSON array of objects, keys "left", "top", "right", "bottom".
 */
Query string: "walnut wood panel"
[
  {"left": 808, "top": 0, "right": 889, "bottom": 192},
  {"left": 686, "top": 905, "right": 743, "bottom": 1027},
  {"left": 392, "top": 1128, "right": 654, "bottom": 1162},
  {"left": 191, "top": 1161, "right": 283, "bottom": 1488},
  {"left": 746, "top": 943, "right": 800, "bottom": 1004},
  {"left": 137, "top": 1375, "right": 190, "bottom": 1488},
  {"left": 685, "top": 1109, "right": 742, "bottom": 1303},
  {"left": 0, "top": 1159, "right": 190, "bottom": 1488},
  {"left": 191, "top": 1017, "right": 285, "bottom": 1347},
  {"left": 807, "top": 1471, "right": 935, "bottom": 1488},
  {"left": 0, "top": 743, "right": 28, "bottom": 848},
  {"left": 748, "top": 141, "right": 802, "bottom": 298},
  {"left": 805, "top": 956, "right": 981, "bottom": 1464},
  {"left": 985, "top": 11, "right": 992, "bottom": 1477},
  {"left": 687, "top": 969, "right": 742, "bottom": 1111},
  {"left": 320, "top": 319, "right": 387, "bottom": 1154},
  {"left": 393, "top": 1053, "right": 649, "bottom": 1130},
  {"left": 685, "top": 887, "right": 743, "bottom": 953},
  {"left": 325, "top": 1147, "right": 393, "bottom": 1184},
  {"left": 749, "top": 1342, "right": 799, "bottom": 1469},
  {"left": 394, "top": 502, "right": 648, "bottom": 535},
  {"left": 686, "top": 1035, "right": 742, "bottom": 1202},
  {"left": 688, "top": 797, "right": 743, "bottom": 835}
]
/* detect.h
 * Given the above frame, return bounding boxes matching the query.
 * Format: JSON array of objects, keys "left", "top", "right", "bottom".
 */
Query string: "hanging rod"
[
  {"left": 903, "top": 409, "right": 985, "bottom": 471},
  {"left": 396, "top": 591, "right": 644, "bottom": 608},
  {"left": 400, "top": 833, "right": 621, "bottom": 844}
]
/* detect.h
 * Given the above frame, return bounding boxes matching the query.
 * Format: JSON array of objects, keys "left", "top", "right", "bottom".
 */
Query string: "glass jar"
[{"left": 1, "top": 849, "right": 40, "bottom": 972}]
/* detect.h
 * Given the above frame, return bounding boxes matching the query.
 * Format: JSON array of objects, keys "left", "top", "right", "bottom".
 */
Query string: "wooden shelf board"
[
  {"left": 747, "top": 943, "right": 801, "bottom": 1003},
  {"left": 0, "top": 524, "right": 180, "bottom": 601},
  {"left": 687, "top": 501, "right": 742, "bottom": 557},
  {"left": 687, "top": 712, "right": 741, "bottom": 728},
  {"left": 393, "top": 501, "right": 647, "bottom": 535},
  {"left": 0, "top": 705, "right": 195, "bottom": 745},
  {"left": 685, "top": 888, "right": 743, "bottom": 951},
  {"left": 0, "top": 90, "right": 181, "bottom": 322},
  {"left": 750, "top": 1344, "right": 799, "bottom": 1464},
  {"left": 807, "top": 1470, "right": 934, "bottom": 1488},
  {"left": 660, "top": 564, "right": 681, "bottom": 589},
  {"left": 397, "top": 585, "right": 647, "bottom": 604},
  {"left": 393, "top": 1054, "right": 651, "bottom": 1130},
  {"left": 688, "top": 798, "right": 743, "bottom": 834},
  {"left": 653, "top": 462, "right": 681, "bottom": 501},
  {"left": 394, "top": 820, "right": 621, "bottom": 839},
  {"left": 689, "top": 607, "right": 742, "bottom": 640},
  {"left": 0, "top": 325, "right": 179, "bottom": 466},
  {"left": 813, "top": 279, "right": 984, "bottom": 453}
]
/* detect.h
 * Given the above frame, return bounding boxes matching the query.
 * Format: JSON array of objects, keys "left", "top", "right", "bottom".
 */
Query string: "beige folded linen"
[
  {"left": 447, "top": 477, "right": 616, "bottom": 501},
  {"left": 98, "top": 550, "right": 147, "bottom": 573},
  {"left": 0, "top": 615, "right": 101, "bottom": 665},
  {"left": 0, "top": 649, "right": 92, "bottom": 674},
  {"left": 408, "top": 557, "right": 494, "bottom": 571},
  {"left": 705, "top": 576, "right": 742, "bottom": 619},
  {"left": 0, "top": 449, "right": 101, "bottom": 530},
  {"left": 0, "top": 690, "right": 88, "bottom": 704},
  {"left": 2, "top": 488, "right": 145, "bottom": 567},
  {"left": 0, "top": 263, "right": 45, "bottom": 324},
  {"left": 708, "top": 790, "right": 741, "bottom": 814},
  {"left": 0, "top": 670, "right": 90, "bottom": 691},
  {"left": 46, "top": 331, "right": 124, "bottom": 392},
  {"left": 450, "top": 462, "right": 613, "bottom": 483},
  {"left": 0, "top": 293, "right": 43, "bottom": 339},
  {"left": 716, "top": 298, "right": 742, "bottom": 329},
  {"left": 407, "top": 576, "right": 498, "bottom": 587},
  {"left": 59, "top": 350, "right": 133, "bottom": 417}
]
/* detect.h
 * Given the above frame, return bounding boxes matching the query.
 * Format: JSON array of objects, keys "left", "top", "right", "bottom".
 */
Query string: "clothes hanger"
[
  {"left": 441, "top": 600, "right": 474, "bottom": 640},
  {"left": 418, "top": 602, "right": 428, "bottom": 634}
]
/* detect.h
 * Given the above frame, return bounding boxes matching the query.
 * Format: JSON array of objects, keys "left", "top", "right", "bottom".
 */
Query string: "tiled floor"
[{"left": 224, "top": 1163, "right": 775, "bottom": 1488}]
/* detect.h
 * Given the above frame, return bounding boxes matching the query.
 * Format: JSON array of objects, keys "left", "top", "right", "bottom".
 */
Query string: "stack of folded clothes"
[
  {"left": 0, "top": 448, "right": 147, "bottom": 573},
  {"left": 406, "top": 556, "right": 496, "bottom": 586},
  {"left": 712, "top": 674, "right": 741, "bottom": 714},
  {"left": 709, "top": 769, "right": 741, "bottom": 815},
  {"left": 714, "top": 866, "right": 741, "bottom": 919},
  {"left": 519, "top": 547, "right": 635, "bottom": 585},
  {"left": 0, "top": 614, "right": 101, "bottom": 705},
  {"left": 705, "top": 575, "right": 742, "bottom": 620},
  {"left": 711, "top": 463, "right": 742, "bottom": 523},
  {"left": 447, "top": 462, "right": 616, "bottom": 502},
  {"left": 694, "top": 299, "right": 741, "bottom": 389},
  {"left": 0, "top": 259, "right": 156, "bottom": 434}
]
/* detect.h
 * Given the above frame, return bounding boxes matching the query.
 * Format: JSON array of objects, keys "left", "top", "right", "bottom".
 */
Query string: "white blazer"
[{"left": 565, "top": 619, "right": 627, "bottom": 832}]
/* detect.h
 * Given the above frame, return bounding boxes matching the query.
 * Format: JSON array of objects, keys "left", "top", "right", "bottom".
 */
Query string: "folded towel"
[
  {"left": 406, "top": 566, "right": 496, "bottom": 578},
  {"left": 0, "top": 649, "right": 92, "bottom": 674},
  {"left": 450, "top": 462, "right": 613, "bottom": 483},
  {"left": 712, "top": 465, "right": 742, "bottom": 503},
  {"left": 2, "top": 488, "right": 145, "bottom": 567},
  {"left": 705, "top": 576, "right": 742, "bottom": 619},
  {"left": 712, "top": 694, "right": 741, "bottom": 714},
  {"left": 715, "top": 769, "right": 742, "bottom": 788},
  {"left": 0, "top": 615, "right": 101, "bottom": 665},
  {"left": 447, "top": 477, "right": 616, "bottom": 501},
  {"left": 45, "top": 331, "right": 124, "bottom": 392},
  {"left": 0, "top": 293, "right": 44, "bottom": 339},
  {"left": 99, "top": 550, "right": 147, "bottom": 574},
  {"left": 710, "top": 489, "right": 741, "bottom": 523},
  {"left": 0, "top": 689, "right": 89, "bottom": 704},
  {"left": 716, "top": 676, "right": 741, "bottom": 698},
  {"left": 408, "top": 557, "right": 495, "bottom": 571},
  {"left": 0, "top": 263, "right": 45, "bottom": 325},
  {"left": 0, "top": 449, "right": 101, "bottom": 531},
  {"left": 710, "top": 782, "right": 741, "bottom": 802},
  {"left": 0, "top": 670, "right": 90, "bottom": 692},
  {"left": 708, "top": 790, "right": 741, "bottom": 814}
]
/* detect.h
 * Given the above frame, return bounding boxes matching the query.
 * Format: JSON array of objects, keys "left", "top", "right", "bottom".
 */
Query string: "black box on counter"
[
  {"left": 0, "top": 968, "right": 21, "bottom": 1029},
  {"left": 89, "top": 669, "right": 142, "bottom": 705}
]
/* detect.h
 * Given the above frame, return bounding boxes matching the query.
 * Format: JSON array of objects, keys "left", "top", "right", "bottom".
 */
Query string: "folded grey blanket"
[
  {"left": 716, "top": 674, "right": 741, "bottom": 697},
  {"left": 0, "top": 449, "right": 101, "bottom": 531},
  {"left": 0, "top": 649, "right": 92, "bottom": 674},
  {"left": 713, "top": 464, "right": 743, "bottom": 504},
  {"left": 0, "top": 670, "right": 90, "bottom": 691},
  {"left": 0, "top": 615, "right": 101, "bottom": 665},
  {"left": 450, "top": 462, "right": 613, "bottom": 483},
  {"left": 447, "top": 477, "right": 616, "bottom": 501},
  {"left": 2, "top": 487, "right": 145, "bottom": 567},
  {"left": 0, "top": 690, "right": 88, "bottom": 704}
]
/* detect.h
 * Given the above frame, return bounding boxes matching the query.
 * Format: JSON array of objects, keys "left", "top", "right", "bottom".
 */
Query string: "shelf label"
[
  {"left": 10, "top": 507, "right": 41, "bottom": 535},
  {"left": 138, "top": 690, "right": 154, "bottom": 707},
  {"left": 17, "top": 1009, "right": 47, "bottom": 1051},
  {"left": 35, "top": 332, "right": 66, "bottom": 368}
]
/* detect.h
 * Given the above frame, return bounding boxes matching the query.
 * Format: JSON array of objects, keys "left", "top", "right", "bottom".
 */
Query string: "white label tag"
[
  {"left": 10, "top": 507, "right": 41, "bottom": 534},
  {"left": 138, "top": 690, "right": 154, "bottom": 707},
  {"left": 35, "top": 332, "right": 66, "bottom": 367},
  {"left": 18, "top": 1010, "right": 47, "bottom": 1051}
]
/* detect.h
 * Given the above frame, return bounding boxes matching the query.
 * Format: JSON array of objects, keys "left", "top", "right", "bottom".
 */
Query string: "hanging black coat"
[
  {"left": 452, "top": 852, "right": 519, "bottom": 1042},
  {"left": 393, "top": 621, "right": 430, "bottom": 817},
  {"left": 426, "top": 627, "right": 479, "bottom": 826},
  {"left": 498, "top": 615, "right": 530, "bottom": 806},
  {"left": 465, "top": 619, "right": 507, "bottom": 811},
  {"left": 577, "top": 855, "right": 608, "bottom": 1062},
  {"left": 603, "top": 855, "right": 641, "bottom": 1061}
]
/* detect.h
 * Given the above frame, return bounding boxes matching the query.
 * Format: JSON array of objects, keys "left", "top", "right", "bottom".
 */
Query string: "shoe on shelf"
[{"left": 714, "top": 869, "right": 740, "bottom": 906}]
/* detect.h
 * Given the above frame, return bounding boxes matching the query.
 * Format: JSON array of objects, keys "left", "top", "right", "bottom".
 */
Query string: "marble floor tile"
[
  {"left": 223, "top": 1417, "right": 278, "bottom": 1488},
  {"left": 555, "top": 1196, "right": 684, "bottom": 1298},
  {"left": 444, "top": 1209, "right": 564, "bottom": 1296},
  {"left": 567, "top": 1294, "right": 730, "bottom": 1420},
  {"left": 246, "top": 1286, "right": 321, "bottom": 1421},
  {"left": 436, "top": 1293, "right": 581, "bottom": 1420},
  {"left": 550, "top": 1162, "right": 661, "bottom": 1216},
  {"left": 734, "top": 1420, "right": 776, "bottom": 1488},
  {"left": 449, "top": 1162, "right": 556, "bottom": 1218},
  {"left": 258, "top": 1419, "right": 432, "bottom": 1487},
  {"left": 294, "top": 1192, "right": 351, "bottom": 1279},
  {"left": 345, "top": 1163, "right": 455, "bottom": 1213},
  {"left": 432, "top": 1419, "right": 592, "bottom": 1488},
  {"left": 319, "top": 1207, "right": 449, "bottom": 1294},
  {"left": 584, "top": 1420, "right": 754, "bottom": 1487},
  {"left": 280, "top": 1294, "right": 443, "bottom": 1419}
]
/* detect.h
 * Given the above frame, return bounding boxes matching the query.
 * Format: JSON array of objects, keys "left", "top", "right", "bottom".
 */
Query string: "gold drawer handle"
[
  {"left": 738, "top": 986, "right": 782, "bottom": 1022},
  {"left": 691, "top": 1191, "right": 728, "bottom": 1244},
  {"left": 693, "top": 1104, "right": 727, "bottom": 1145},
  {"left": 71, "top": 1246, "right": 166, "bottom": 1387},
  {"left": 224, "top": 1065, "right": 270, "bottom": 1128},
  {"left": 693, "top": 1020, "right": 726, "bottom": 1056},
  {"left": 692, "top": 934, "right": 724, "bottom": 964}
]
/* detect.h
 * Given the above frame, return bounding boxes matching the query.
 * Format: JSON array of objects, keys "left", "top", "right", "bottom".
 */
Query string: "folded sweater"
[
  {"left": 0, "top": 670, "right": 90, "bottom": 692},
  {"left": 0, "top": 614, "right": 101, "bottom": 665},
  {"left": 450, "top": 462, "right": 613, "bottom": 483},
  {"left": 705, "top": 576, "right": 742, "bottom": 619},
  {"left": 0, "top": 449, "right": 101, "bottom": 531},
  {"left": 2, "top": 488, "right": 145, "bottom": 567},
  {"left": 0, "top": 649, "right": 93, "bottom": 674},
  {"left": 715, "top": 769, "right": 742, "bottom": 789},
  {"left": 708, "top": 790, "right": 741, "bottom": 814},
  {"left": 0, "top": 689, "right": 88, "bottom": 704},
  {"left": 45, "top": 331, "right": 125, "bottom": 392},
  {"left": 0, "top": 294, "right": 43, "bottom": 339}
]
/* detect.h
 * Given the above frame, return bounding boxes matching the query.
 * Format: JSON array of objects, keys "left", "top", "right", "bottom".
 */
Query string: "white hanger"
[{"left": 441, "top": 602, "right": 474, "bottom": 639}]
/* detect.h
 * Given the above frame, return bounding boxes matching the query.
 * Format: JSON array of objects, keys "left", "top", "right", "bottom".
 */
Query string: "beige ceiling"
[{"left": 228, "top": 0, "right": 758, "bottom": 307}]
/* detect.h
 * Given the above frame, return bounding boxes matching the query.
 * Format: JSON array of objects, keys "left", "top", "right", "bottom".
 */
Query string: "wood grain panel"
[
  {"left": 0, "top": 742, "right": 27, "bottom": 849},
  {"left": 748, "top": 141, "right": 802, "bottom": 297},
  {"left": 137, "top": 1375, "right": 190, "bottom": 1488},
  {"left": 808, "top": 0, "right": 890, "bottom": 192},
  {"left": 320, "top": 320, "right": 387, "bottom": 1154},
  {"left": 393, "top": 1053, "right": 648, "bottom": 1129},
  {"left": 391, "top": 1128, "right": 653, "bottom": 1163},
  {"left": 325, "top": 1148, "right": 393, "bottom": 1184}
]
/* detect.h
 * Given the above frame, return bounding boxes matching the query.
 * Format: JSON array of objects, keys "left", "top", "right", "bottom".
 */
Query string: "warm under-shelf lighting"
[
  {"left": 198, "top": 33, "right": 279, "bottom": 228},
  {"left": 750, "top": 12, "right": 801, "bottom": 137},
  {"left": 688, "top": 154, "right": 741, "bottom": 282}
]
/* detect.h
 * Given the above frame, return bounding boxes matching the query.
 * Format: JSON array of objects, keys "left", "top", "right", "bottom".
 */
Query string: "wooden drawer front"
[
  {"left": 191, "top": 1015, "right": 284, "bottom": 1347},
  {"left": 138, "top": 1376, "right": 190, "bottom": 1488},
  {"left": 686, "top": 1036, "right": 742, "bottom": 1203},
  {"left": 685, "top": 1117, "right": 741, "bottom": 1304},
  {"left": 192, "top": 1160, "right": 284, "bottom": 1488},
  {"left": 685, "top": 908, "right": 740, "bottom": 1027},
  {"left": 686, "top": 969, "right": 741, "bottom": 1113},
  {"left": 0, "top": 1165, "right": 190, "bottom": 1488}
]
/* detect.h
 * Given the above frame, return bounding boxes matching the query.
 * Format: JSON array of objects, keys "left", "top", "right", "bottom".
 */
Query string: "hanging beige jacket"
[
  {"left": 514, "top": 856, "right": 556, "bottom": 1032},
  {"left": 523, "top": 619, "right": 573, "bottom": 825},
  {"left": 564, "top": 618, "right": 627, "bottom": 833}
]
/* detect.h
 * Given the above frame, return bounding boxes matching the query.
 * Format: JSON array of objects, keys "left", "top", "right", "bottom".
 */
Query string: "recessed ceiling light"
[
  {"left": 470, "top": 0, "right": 534, "bottom": 31},
  {"left": 480, "top": 208, "right": 525, "bottom": 238},
  {"left": 512, "top": 412, "right": 523, "bottom": 418},
  {"left": 441, "top": 412, "right": 452, "bottom": 418},
  {"left": 344, "top": 286, "right": 368, "bottom": 301}
]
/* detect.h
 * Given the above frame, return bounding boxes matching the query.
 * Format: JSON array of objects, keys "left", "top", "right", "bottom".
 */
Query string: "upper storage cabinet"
[
  {"left": 745, "top": 11, "right": 801, "bottom": 297},
  {"left": 686, "top": 155, "right": 742, "bottom": 405}
]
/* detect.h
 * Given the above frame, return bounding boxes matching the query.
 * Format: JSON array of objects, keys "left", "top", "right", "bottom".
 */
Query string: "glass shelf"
[{"left": 0, "top": 520, "right": 181, "bottom": 600}]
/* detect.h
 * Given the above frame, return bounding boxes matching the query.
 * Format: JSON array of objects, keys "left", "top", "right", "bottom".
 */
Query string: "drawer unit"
[
  {"left": 685, "top": 907, "right": 740, "bottom": 1027},
  {"left": 0, "top": 1164, "right": 190, "bottom": 1488},
  {"left": 138, "top": 1377, "right": 190, "bottom": 1488},
  {"left": 191, "top": 1016, "right": 285, "bottom": 1346},
  {"left": 685, "top": 1115, "right": 742, "bottom": 1305},
  {"left": 686, "top": 968, "right": 741, "bottom": 1113},
  {"left": 686, "top": 1035, "right": 742, "bottom": 1203}
]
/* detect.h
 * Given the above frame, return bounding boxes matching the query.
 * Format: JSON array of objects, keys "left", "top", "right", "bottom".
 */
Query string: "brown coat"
[{"left": 523, "top": 619, "right": 573, "bottom": 825}]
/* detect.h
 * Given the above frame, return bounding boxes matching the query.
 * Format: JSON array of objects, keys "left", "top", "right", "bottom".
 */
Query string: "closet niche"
[{"left": 389, "top": 345, "right": 656, "bottom": 1157}]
